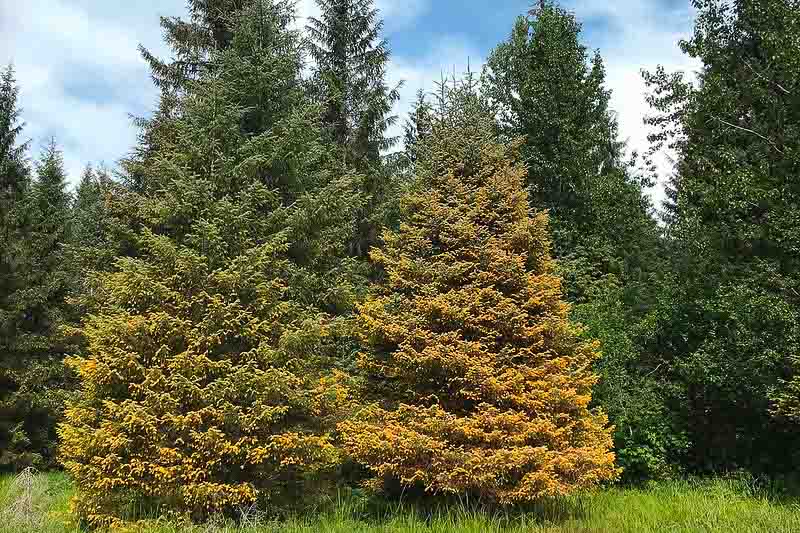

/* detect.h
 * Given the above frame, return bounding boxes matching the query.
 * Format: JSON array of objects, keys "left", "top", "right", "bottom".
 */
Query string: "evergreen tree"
[
  {"left": 139, "top": 0, "right": 247, "bottom": 91},
  {"left": 0, "top": 65, "right": 28, "bottom": 204},
  {"left": 1, "top": 140, "right": 73, "bottom": 470},
  {"left": 307, "top": 0, "right": 401, "bottom": 256},
  {"left": 484, "top": 2, "right": 668, "bottom": 480},
  {"left": 129, "top": 0, "right": 249, "bottom": 193},
  {"left": 59, "top": 1, "right": 365, "bottom": 525},
  {"left": 341, "top": 77, "right": 618, "bottom": 501},
  {"left": 402, "top": 89, "right": 433, "bottom": 169},
  {"left": 644, "top": 0, "right": 800, "bottom": 473},
  {"left": 307, "top": 0, "right": 399, "bottom": 166}
]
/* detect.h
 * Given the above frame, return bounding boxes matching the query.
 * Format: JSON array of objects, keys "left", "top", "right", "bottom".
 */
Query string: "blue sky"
[{"left": 0, "top": 0, "right": 698, "bottom": 208}]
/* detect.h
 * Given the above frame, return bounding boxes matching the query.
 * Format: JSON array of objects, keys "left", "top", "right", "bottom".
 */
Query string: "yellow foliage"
[
  {"left": 340, "top": 109, "right": 620, "bottom": 502},
  {"left": 58, "top": 234, "right": 354, "bottom": 526}
]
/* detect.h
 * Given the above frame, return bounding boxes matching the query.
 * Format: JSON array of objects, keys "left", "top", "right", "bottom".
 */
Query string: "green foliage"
[
  {"left": 643, "top": 0, "right": 800, "bottom": 473},
  {"left": 1, "top": 140, "right": 74, "bottom": 471},
  {"left": 59, "top": 0, "right": 367, "bottom": 526},
  {"left": 138, "top": 0, "right": 247, "bottom": 91},
  {"left": 0, "top": 65, "right": 29, "bottom": 204},
  {"left": 4, "top": 472, "right": 800, "bottom": 533},
  {"left": 307, "top": 0, "right": 402, "bottom": 257}
]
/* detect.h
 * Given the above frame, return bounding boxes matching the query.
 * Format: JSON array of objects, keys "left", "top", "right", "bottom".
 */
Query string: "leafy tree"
[
  {"left": 644, "top": 0, "right": 800, "bottom": 473},
  {"left": 341, "top": 77, "right": 618, "bottom": 501},
  {"left": 484, "top": 2, "right": 667, "bottom": 480},
  {"left": 1, "top": 139, "right": 73, "bottom": 470},
  {"left": 484, "top": 1, "right": 660, "bottom": 294},
  {"left": 59, "top": 1, "right": 365, "bottom": 525},
  {"left": 307, "top": 0, "right": 401, "bottom": 256}
]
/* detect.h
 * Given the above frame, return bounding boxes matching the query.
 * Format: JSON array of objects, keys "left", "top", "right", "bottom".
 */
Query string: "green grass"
[{"left": 1, "top": 472, "right": 799, "bottom": 532}]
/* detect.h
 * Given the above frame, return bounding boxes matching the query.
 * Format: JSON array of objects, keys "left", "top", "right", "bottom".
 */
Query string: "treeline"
[{"left": 1, "top": 0, "right": 799, "bottom": 527}]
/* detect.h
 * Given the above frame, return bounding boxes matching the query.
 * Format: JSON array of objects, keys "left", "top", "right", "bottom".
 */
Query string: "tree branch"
[
  {"left": 709, "top": 115, "right": 784, "bottom": 154},
  {"left": 743, "top": 59, "right": 791, "bottom": 95}
]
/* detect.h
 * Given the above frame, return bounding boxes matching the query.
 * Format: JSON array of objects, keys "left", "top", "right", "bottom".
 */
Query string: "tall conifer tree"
[
  {"left": 342, "top": 77, "right": 618, "bottom": 500},
  {"left": 1, "top": 139, "right": 73, "bottom": 470},
  {"left": 60, "top": 1, "right": 364, "bottom": 525},
  {"left": 307, "top": 0, "right": 401, "bottom": 256}
]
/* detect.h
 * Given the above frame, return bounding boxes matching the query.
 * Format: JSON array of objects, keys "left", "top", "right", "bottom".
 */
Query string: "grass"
[{"left": 1, "top": 472, "right": 799, "bottom": 532}]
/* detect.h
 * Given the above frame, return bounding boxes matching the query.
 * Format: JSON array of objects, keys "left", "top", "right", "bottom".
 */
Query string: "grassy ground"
[{"left": 1, "top": 471, "right": 799, "bottom": 532}]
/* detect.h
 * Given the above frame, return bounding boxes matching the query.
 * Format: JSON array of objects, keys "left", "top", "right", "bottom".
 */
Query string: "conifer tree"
[
  {"left": 130, "top": 0, "right": 249, "bottom": 193},
  {"left": 307, "top": 0, "right": 399, "bottom": 166},
  {"left": 59, "top": 1, "right": 364, "bottom": 525},
  {"left": 307, "top": 0, "right": 401, "bottom": 256},
  {"left": 402, "top": 89, "right": 433, "bottom": 169},
  {"left": 644, "top": 0, "right": 800, "bottom": 473},
  {"left": 341, "top": 77, "right": 618, "bottom": 501},
  {"left": 1, "top": 140, "right": 73, "bottom": 470},
  {"left": 0, "top": 65, "right": 28, "bottom": 204},
  {"left": 139, "top": 0, "right": 247, "bottom": 91},
  {"left": 484, "top": 1, "right": 659, "bottom": 287}
]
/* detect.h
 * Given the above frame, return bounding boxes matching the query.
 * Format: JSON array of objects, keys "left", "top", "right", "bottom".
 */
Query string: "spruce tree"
[
  {"left": 129, "top": 0, "right": 249, "bottom": 193},
  {"left": 139, "top": 0, "right": 247, "bottom": 91},
  {"left": 59, "top": 1, "right": 364, "bottom": 525},
  {"left": 1, "top": 140, "right": 73, "bottom": 470},
  {"left": 307, "top": 0, "right": 399, "bottom": 166},
  {"left": 307, "top": 0, "right": 401, "bottom": 256},
  {"left": 484, "top": 1, "right": 659, "bottom": 286},
  {"left": 0, "top": 65, "right": 28, "bottom": 204},
  {"left": 402, "top": 89, "right": 433, "bottom": 169},
  {"left": 644, "top": 0, "right": 800, "bottom": 473},
  {"left": 341, "top": 77, "right": 618, "bottom": 501}
]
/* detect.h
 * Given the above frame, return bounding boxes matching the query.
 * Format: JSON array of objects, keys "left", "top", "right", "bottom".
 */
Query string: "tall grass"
[{"left": 1, "top": 472, "right": 798, "bottom": 532}]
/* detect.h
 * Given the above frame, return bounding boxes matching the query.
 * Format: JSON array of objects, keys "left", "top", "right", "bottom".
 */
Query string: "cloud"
[
  {"left": 376, "top": 0, "right": 430, "bottom": 30},
  {"left": 1, "top": 0, "right": 184, "bottom": 185},
  {"left": 567, "top": 0, "right": 701, "bottom": 210}
]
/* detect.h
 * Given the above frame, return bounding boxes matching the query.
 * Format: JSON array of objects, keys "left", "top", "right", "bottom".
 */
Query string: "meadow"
[{"left": 2, "top": 471, "right": 799, "bottom": 533}]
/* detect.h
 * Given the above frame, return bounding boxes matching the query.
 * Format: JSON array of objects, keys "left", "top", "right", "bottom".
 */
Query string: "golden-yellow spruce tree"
[
  {"left": 341, "top": 76, "right": 620, "bottom": 502},
  {"left": 58, "top": 1, "right": 363, "bottom": 526}
]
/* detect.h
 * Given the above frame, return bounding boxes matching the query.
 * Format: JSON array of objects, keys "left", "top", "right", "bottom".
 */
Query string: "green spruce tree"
[
  {"left": 1, "top": 139, "right": 73, "bottom": 470},
  {"left": 307, "top": 0, "right": 401, "bottom": 256}
]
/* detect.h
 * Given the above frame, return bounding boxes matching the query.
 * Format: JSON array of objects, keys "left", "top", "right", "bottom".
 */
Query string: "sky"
[{"left": 0, "top": 0, "right": 699, "bottom": 209}]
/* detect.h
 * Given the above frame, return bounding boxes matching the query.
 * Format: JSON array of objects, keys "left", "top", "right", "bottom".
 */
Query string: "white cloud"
[
  {"left": 376, "top": 0, "right": 430, "bottom": 30},
  {"left": 568, "top": 0, "right": 701, "bottom": 211},
  {"left": 1, "top": 0, "right": 185, "bottom": 185}
]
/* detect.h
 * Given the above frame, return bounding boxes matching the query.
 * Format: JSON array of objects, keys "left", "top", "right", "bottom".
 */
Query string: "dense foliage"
[
  {"left": 0, "top": 69, "right": 74, "bottom": 471},
  {"left": 58, "top": 1, "right": 363, "bottom": 526},
  {"left": 643, "top": 0, "right": 800, "bottom": 474},
  {"left": 2, "top": 0, "right": 800, "bottom": 527},
  {"left": 484, "top": 2, "right": 670, "bottom": 481},
  {"left": 342, "top": 79, "right": 618, "bottom": 500}
]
